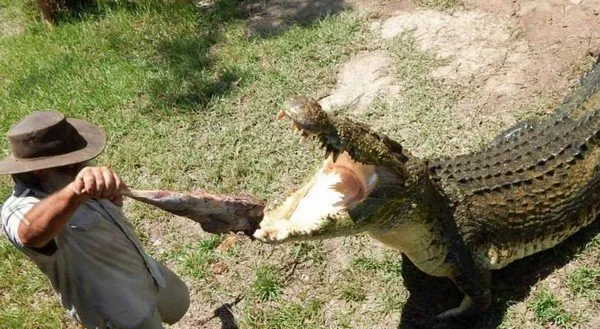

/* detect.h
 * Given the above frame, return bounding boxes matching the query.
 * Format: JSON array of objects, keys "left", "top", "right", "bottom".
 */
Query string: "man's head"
[
  {"left": 13, "top": 162, "right": 89, "bottom": 193},
  {"left": 1, "top": 111, "right": 106, "bottom": 191}
]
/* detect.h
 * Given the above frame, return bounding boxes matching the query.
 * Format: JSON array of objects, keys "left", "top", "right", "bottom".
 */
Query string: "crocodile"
[{"left": 253, "top": 58, "right": 600, "bottom": 318}]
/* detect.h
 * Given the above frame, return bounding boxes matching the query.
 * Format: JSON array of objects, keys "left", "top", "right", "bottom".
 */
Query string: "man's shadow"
[{"left": 397, "top": 219, "right": 600, "bottom": 329}]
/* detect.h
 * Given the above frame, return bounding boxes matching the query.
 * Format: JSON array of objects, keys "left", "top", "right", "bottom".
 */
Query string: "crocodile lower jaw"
[{"left": 254, "top": 152, "right": 377, "bottom": 243}]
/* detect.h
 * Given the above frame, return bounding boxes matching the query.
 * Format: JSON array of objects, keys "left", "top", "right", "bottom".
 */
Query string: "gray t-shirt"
[{"left": 1, "top": 182, "right": 168, "bottom": 328}]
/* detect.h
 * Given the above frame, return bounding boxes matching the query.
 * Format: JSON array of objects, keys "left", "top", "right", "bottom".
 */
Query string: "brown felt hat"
[{"left": 0, "top": 111, "right": 106, "bottom": 174}]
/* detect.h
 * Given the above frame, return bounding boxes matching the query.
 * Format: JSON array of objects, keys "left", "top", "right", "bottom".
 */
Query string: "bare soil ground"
[
  {"left": 322, "top": 0, "right": 600, "bottom": 155},
  {"left": 0, "top": 4, "right": 24, "bottom": 38}
]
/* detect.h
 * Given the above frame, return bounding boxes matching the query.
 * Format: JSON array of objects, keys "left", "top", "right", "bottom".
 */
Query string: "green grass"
[
  {"left": 0, "top": 0, "right": 365, "bottom": 197},
  {"left": 0, "top": 240, "right": 66, "bottom": 328},
  {"left": 339, "top": 282, "right": 367, "bottom": 302},
  {"left": 349, "top": 255, "right": 405, "bottom": 313},
  {"left": 566, "top": 268, "right": 600, "bottom": 299},
  {"left": 240, "top": 298, "right": 327, "bottom": 329},
  {"left": 0, "top": 1, "right": 367, "bottom": 327},
  {"left": 352, "top": 256, "right": 400, "bottom": 274},
  {"left": 250, "top": 265, "right": 282, "bottom": 301},
  {"left": 170, "top": 235, "right": 224, "bottom": 280},
  {"left": 530, "top": 290, "right": 577, "bottom": 328}
]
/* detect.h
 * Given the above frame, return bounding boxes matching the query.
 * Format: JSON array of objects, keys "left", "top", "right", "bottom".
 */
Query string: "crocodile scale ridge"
[{"left": 430, "top": 60, "right": 600, "bottom": 269}]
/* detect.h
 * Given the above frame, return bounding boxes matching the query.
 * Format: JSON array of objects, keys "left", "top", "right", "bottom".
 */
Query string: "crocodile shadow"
[{"left": 397, "top": 218, "right": 600, "bottom": 329}]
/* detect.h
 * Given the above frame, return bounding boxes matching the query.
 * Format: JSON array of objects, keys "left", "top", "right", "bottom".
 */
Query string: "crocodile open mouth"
[
  {"left": 289, "top": 151, "right": 377, "bottom": 221},
  {"left": 254, "top": 117, "right": 378, "bottom": 243}
]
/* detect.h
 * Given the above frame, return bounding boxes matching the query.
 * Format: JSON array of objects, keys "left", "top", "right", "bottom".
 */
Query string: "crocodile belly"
[
  {"left": 369, "top": 223, "right": 452, "bottom": 277},
  {"left": 482, "top": 224, "right": 585, "bottom": 270}
]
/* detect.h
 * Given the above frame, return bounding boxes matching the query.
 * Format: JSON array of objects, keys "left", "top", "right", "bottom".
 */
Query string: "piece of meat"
[{"left": 122, "top": 189, "right": 264, "bottom": 235}]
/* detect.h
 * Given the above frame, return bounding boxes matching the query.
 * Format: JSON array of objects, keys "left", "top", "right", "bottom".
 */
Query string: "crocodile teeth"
[
  {"left": 276, "top": 110, "right": 286, "bottom": 120},
  {"left": 332, "top": 151, "right": 340, "bottom": 163},
  {"left": 298, "top": 130, "right": 309, "bottom": 143},
  {"left": 324, "top": 144, "right": 334, "bottom": 159}
]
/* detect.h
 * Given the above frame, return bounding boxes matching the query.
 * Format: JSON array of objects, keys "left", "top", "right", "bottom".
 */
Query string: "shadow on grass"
[
  {"left": 213, "top": 295, "right": 244, "bottom": 329},
  {"left": 141, "top": 0, "right": 248, "bottom": 112},
  {"left": 397, "top": 219, "right": 600, "bottom": 329},
  {"left": 144, "top": 0, "right": 352, "bottom": 112},
  {"left": 53, "top": 0, "right": 137, "bottom": 22},
  {"left": 241, "top": 0, "right": 350, "bottom": 37},
  {"left": 147, "top": 0, "right": 352, "bottom": 111},
  {"left": 197, "top": 295, "right": 243, "bottom": 329},
  {"left": 54, "top": 0, "right": 351, "bottom": 32},
  {"left": 48, "top": 0, "right": 351, "bottom": 112},
  {"left": 148, "top": 35, "right": 243, "bottom": 111}
]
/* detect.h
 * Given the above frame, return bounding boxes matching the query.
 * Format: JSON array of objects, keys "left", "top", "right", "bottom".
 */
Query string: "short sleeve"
[{"left": 2, "top": 191, "right": 57, "bottom": 259}]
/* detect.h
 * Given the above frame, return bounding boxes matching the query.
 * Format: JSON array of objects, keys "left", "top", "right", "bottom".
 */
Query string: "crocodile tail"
[{"left": 556, "top": 59, "right": 600, "bottom": 118}]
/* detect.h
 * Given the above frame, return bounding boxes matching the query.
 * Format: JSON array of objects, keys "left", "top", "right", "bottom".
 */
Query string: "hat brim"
[{"left": 0, "top": 118, "right": 107, "bottom": 175}]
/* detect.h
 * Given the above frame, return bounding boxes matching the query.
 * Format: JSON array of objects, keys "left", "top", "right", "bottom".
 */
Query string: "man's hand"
[{"left": 69, "top": 167, "right": 126, "bottom": 205}]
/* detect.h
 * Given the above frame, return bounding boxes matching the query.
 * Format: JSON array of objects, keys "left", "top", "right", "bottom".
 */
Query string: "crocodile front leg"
[
  {"left": 389, "top": 220, "right": 492, "bottom": 318},
  {"left": 437, "top": 247, "right": 491, "bottom": 318},
  {"left": 429, "top": 187, "right": 492, "bottom": 318}
]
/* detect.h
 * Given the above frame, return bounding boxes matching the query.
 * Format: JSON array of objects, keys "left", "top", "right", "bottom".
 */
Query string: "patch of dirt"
[
  {"left": 336, "top": 6, "right": 596, "bottom": 118},
  {"left": 350, "top": 0, "right": 417, "bottom": 16},
  {"left": 374, "top": 9, "right": 547, "bottom": 135},
  {"left": 0, "top": 7, "right": 25, "bottom": 38},
  {"left": 459, "top": 0, "right": 600, "bottom": 115},
  {"left": 319, "top": 49, "right": 401, "bottom": 111},
  {"left": 318, "top": 1, "right": 599, "bottom": 158},
  {"left": 590, "top": 314, "right": 600, "bottom": 329}
]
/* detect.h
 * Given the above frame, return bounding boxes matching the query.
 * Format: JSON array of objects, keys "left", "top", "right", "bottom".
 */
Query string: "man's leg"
[
  {"left": 156, "top": 262, "right": 190, "bottom": 324},
  {"left": 129, "top": 308, "right": 165, "bottom": 329}
]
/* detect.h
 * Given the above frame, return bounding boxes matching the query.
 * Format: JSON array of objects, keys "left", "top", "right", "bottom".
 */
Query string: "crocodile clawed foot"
[
  {"left": 436, "top": 297, "right": 473, "bottom": 320},
  {"left": 435, "top": 291, "right": 491, "bottom": 320}
]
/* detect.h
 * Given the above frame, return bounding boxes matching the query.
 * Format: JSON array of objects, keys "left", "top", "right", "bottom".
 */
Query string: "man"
[{"left": 0, "top": 110, "right": 190, "bottom": 328}]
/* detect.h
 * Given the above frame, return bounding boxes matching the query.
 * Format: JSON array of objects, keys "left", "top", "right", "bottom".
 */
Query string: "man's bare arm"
[
  {"left": 17, "top": 166, "right": 125, "bottom": 249},
  {"left": 18, "top": 186, "right": 88, "bottom": 248}
]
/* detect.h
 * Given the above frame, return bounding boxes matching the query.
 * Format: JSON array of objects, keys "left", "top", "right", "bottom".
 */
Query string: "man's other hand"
[{"left": 70, "top": 167, "right": 126, "bottom": 202}]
